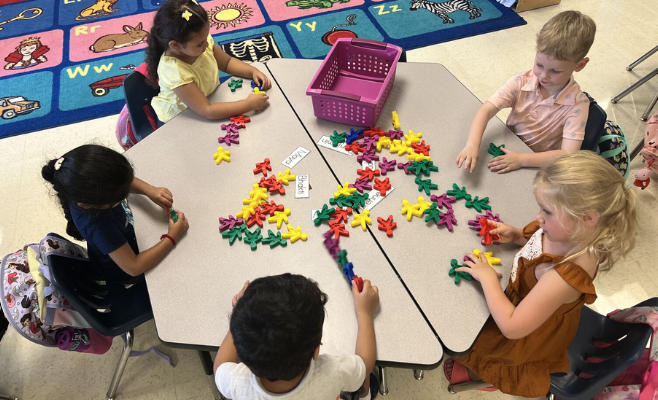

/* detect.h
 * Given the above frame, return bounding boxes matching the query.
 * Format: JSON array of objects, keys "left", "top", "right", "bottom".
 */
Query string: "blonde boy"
[{"left": 457, "top": 11, "right": 596, "bottom": 173}]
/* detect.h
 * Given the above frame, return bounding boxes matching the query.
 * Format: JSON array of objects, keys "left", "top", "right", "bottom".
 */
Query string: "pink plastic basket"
[{"left": 306, "top": 38, "right": 402, "bottom": 127}]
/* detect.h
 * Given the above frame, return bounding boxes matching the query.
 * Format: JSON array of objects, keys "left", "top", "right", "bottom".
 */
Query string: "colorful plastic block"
[
  {"left": 465, "top": 196, "right": 491, "bottom": 212},
  {"left": 169, "top": 207, "right": 178, "bottom": 223},
  {"left": 408, "top": 160, "right": 439, "bottom": 177},
  {"left": 387, "top": 130, "right": 404, "bottom": 140},
  {"left": 378, "top": 158, "right": 397, "bottom": 175},
  {"left": 404, "top": 130, "right": 423, "bottom": 146},
  {"left": 230, "top": 115, "right": 251, "bottom": 128},
  {"left": 390, "top": 140, "right": 412, "bottom": 156},
  {"left": 347, "top": 192, "right": 369, "bottom": 209},
  {"left": 479, "top": 217, "right": 500, "bottom": 246},
  {"left": 436, "top": 209, "right": 457, "bottom": 232},
  {"left": 361, "top": 136, "right": 378, "bottom": 152},
  {"left": 357, "top": 151, "right": 380, "bottom": 164},
  {"left": 349, "top": 178, "right": 372, "bottom": 193},
  {"left": 219, "top": 215, "right": 244, "bottom": 232},
  {"left": 243, "top": 228, "right": 262, "bottom": 250},
  {"left": 328, "top": 220, "right": 350, "bottom": 238},
  {"left": 221, "top": 122, "right": 241, "bottom": 134},
  {"left": 330, "top": 130, "right": 347, "bottom": 147},
  {"left": 218, "top": 132, "right": 240, "bottom": 146},
  {"left": 364, "top": 127, "right": 385, "bottom": 137},
  {"left": 488, "top": 143, "right": 506, "bottom": 157},
  {"left": 472, "top": 249, "right": 502, "bottom": 267},
  {"left": 449, "top": 259, "right": 473, "bottom": 285},
  {"left": 396, "top": 161, "right": 412, "bottom": 175},
  {"left": 334, "top": 182, "right": 357, "bottom": 198},
  {"left": 332, "top": 207, "right": 353, "bottom": 223},
  {"left": 342, "top": 262, "right": 355, "bottom": 283},
  {"left": 411, "top": 140, "right": 430, "bottom": 156},
  {"left": 392, "top": 111, "right": 400, "bottom": 130},
  {"left": 407, "top": 152, "right": 431, "bottom": 162},
  {"left": 213, "top": 147, "right": 231, "bottom": 164},
  {"left": 336, "top": 249, "right": 349, "bottom": 266},
  {"left": 357, "top": 167, "right": 380, "bottom": 182},
  {"left": 282, "top": 224, "right": 308, "bottom": 243},
  {"left": 314, "top": 204, "right": 336, "bottom": 226},
  {"left": 423, "top": 203, "right": 443, "bottom": 224},
  {"left": 237, "top": 202, "right": 260, "bottom": 219},
  {"left": 262, "top": 229, "right": 287, "bottom": 248},
  {"left": 277, "top": 169, "right": 296, "bottom": 185},
  {"left": 330, "top": 195, "right": 355, "bottom": 209},
  {"left": 261, "top": 200, "right": 284, "bottom": 216},
  {"left": 260, "top": 176, "right": 285, "bottom": 195},
  {"left": 221, "top": 224, "right": 246, "bottom": 245},
  {"left": 446, "top": 183, "right": 471, "bottom": 201},
  {"left": 254, "top": 87, "right": 266, "bottom": 94},
  {"left": 401, "top": 199, "right": 424, "bottom": 221},
  {"left": 323, "top": 233, "right": 341, "bottom": 259},
  {"left": 430, "top": 193, "right": 457, "bottom": 210},
  {"left": 351, "top": 209, "right": 371, "bottom": 231},
  {"left": 253, "top": 158, "right": 272, "bottom": 176},
  {"left": 245, "top": 183, "right": 269, "bottom": 204},
  {"left": 415, "top": 176, "right": 438, "bottom": 195},
  {"left": 353, "top": 275, "right": 364, "bottom": 292},
  {"left": 268, "top": 208, "right": 291, "bottom": 229},
  {"left": 250, "top": 80, "right": 263, "bottom": 90},
  {"left": 377, "top": 215, "right": 397, "bottom": 237},
  {"left": 227, "top": 78, "right": 243, "bottom": 92},
  {"left": 345, "top": 142, "right": 365, "bottom": 155},
  {"left": 246, "top": 208, "right": 267, "bottom": 228},
  {"left": 345, "top": 128, "right": 364, "bottom": 145},
  {"left": 376, "top": 136, "right": 392, "bottom": 152},
  {"left": 373, "top": 177, "right": 391, "bottom": 196}
]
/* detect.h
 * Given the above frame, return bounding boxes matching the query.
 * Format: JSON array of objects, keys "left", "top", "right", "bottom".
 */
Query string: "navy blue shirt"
[{"left": 70, "top": 200, "right": 142, "bottom": 285}]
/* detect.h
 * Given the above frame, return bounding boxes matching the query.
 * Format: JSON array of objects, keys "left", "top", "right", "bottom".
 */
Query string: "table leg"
[
  {"left": 641, "top": 90, "right": 658, "bottom": 121},
  {"left": 611, "top": 68, "right": 658, "bottom": 104},
  {"left": 630, "top": 140, "right": 645, "bottom": 161},
  {"left": 413, "top": 369, "right": 424, "bottom": 381},
  {"left": 198, "top": 350, "right": 225, "bottom": 400},
  {"left": 627, "top": 45, "right": 658, "bottom": 71},
  {"left": 378, "top": 366, "right": 389, "bottom": 396}
]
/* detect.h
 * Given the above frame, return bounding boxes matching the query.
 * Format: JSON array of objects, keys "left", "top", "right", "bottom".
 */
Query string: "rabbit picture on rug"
[{"left": 90, "top": 23, "right": 149, "bottom": 53}]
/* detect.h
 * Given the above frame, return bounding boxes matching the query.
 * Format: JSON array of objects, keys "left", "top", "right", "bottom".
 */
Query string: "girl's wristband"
[{"left": 160, "top": 234, "right": 176, "bottom": 247}]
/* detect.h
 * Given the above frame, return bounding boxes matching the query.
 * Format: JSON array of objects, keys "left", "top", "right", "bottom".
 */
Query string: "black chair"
[
  {"left": 547, "top": 298, "right": 656, "bottom": 400},
  {"left": 580, "top": 92, "right": 608, "bottom": 152},
  {"left": 47, "top": 238, "right": 155, "bottom": 400},
  {"left": 123, "top": 69, "right": 160, "bottom": 143}
]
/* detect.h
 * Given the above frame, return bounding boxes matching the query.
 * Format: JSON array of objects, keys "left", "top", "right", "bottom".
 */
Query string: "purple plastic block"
[
  {"left": 378, "top": 157, "right": 397, "bottom": 175},
  {"left": 221, "top": 123, "right": 241, "bottom": 134},
  {"left": 430, "top": 193, "right": 457, "bottom": 209},
  {"left": 219, "top": 215, "right": 244, "bottom": 232},
  {"left": 349, "top": 178, "right": 372, "bottom": 193},
  {"left": 480, "top": 209, "right": 503, "bottom": 223},
  {"left": 387, "top": 130, "right": 404, "bottom": 140},
  {"left": 436, "top": 209, "right": 457, "bottom": 232},
  {"left": 357, "top": 151, "right": 380, "bottom": 164},
  {"left": 218, "top": 132, "right": 240, "bottom": 146},
  {"left": 397, "top": 161, "right": 413, "bottom": 175},
  {"left": 361, "top": 136, "right": 378, "bottom": 151}
]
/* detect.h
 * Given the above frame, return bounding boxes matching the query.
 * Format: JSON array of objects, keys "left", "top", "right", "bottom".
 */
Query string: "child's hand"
[
  {"left": 252, "top": 71, "right": 271, "bottom": 90},
  {"left": 488, "top": 148, "right": 522, "bottom": 174},
  {"left": 148, "top": 187, "right": 173, "bottom": 209},
  {"left": 456, "top": 144, "right": 479, "bottom": 173},
  {"left": 232, "top": 280, "right": 250, "bottom": 307},
  {"left": 247, "top": 93, "right": 269, "bottom": 111},
  {"left": 457, "top": 253, "right": 502, "bottom": 283},
  {"left": 487, "top": 220, "right": 521, "bottom": 244},
  {"left": 352, "top": 279, "right": 379, "bottom": 318},
  {"left": 167, "top": 209, "right": 189, "bottom": 241}
]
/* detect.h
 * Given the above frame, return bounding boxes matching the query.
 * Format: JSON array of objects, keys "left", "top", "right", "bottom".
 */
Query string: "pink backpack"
[
  {"left": 641, "top": 113, "right": 658, "bottom": 174},
  {"left": 593, "top": 306, "right": 658, "bottom": 400}
]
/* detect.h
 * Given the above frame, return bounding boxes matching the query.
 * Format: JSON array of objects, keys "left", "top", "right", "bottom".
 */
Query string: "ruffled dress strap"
[
  {"left": 554, "top": 262, "right": 597, "bottom": 304},
  {"left": 522, "top": 221, "right": 541, "bottom": 239}
]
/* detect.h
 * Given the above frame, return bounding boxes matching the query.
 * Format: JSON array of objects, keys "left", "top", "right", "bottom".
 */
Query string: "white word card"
[
  {"left": 282, "top": 147, "right": 310, "bottom": 169},
  {"left": 317, "top": 136, "right": 354, "bottom": 155},
  {"left": 363, "top": 186, "right": 395, "bottom": 211},
  {"left": 295, "top": 175, "right": 310, "bottom": 199}
]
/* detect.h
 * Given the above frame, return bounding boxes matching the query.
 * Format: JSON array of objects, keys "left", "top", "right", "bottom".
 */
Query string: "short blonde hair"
[
  {"left": 536, "top": 11, "right": 596, "bottom": 62},
  {"left": 534, "top": 151, "right": 638, "bottom": 270}
]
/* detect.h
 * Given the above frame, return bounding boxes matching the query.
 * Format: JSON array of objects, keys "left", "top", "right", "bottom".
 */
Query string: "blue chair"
[
  {"left": 580, "top": 92, "right": 608, "bottom": 152},
  {"left": 123, "top": 69, "right": 160, "bottom": 143},
  {"left": 547, "top": 298, "right": 656, "bottom": 400},
  {"left": 46, "top": 236, "right": 155, "bottom": 400}
]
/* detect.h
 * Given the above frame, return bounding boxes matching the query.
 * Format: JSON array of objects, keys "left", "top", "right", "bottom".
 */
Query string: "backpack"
[
  {"left": 597, "top": 120, "right": 630, "bottom": 179},
  {"left": 593, "top": 305, "right": 658, "bottom": 400},
  {"left": 641, "top": 113, "right": 658, "bottom": 175},
  {"left": 0, "top": 234, "right": 112, "bottom": 354}
]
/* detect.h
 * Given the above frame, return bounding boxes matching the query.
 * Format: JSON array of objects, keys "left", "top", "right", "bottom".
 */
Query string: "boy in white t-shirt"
[{"left": 214, "top": 273, "right": 380, "bottom": 400}]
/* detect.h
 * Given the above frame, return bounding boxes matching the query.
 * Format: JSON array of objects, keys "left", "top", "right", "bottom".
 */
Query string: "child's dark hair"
[
  {"left": 230, "top": 274, "right": 328, "bottom": 381},
  {"left": 41, "top": 145, "right": 134, "bottom": 241},
  {"left": 145, "top": 0, "right": 209, "bottom": 88}
]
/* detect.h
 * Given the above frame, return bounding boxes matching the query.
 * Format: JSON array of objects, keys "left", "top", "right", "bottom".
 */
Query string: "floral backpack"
[
  {"left": 597, "top": 120, "right": 630, "bottom": 179},
  {"left": 594, "top": 305, "right": 658, "bottom": 400}
]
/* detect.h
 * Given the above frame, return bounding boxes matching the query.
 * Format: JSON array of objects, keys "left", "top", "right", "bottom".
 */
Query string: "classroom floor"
[{"left": 1, "top": 0, "right": 657, "bottom": 399}]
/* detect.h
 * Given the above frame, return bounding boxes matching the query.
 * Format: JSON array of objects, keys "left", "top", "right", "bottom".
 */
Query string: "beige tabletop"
[
  {"left": 126, "top": 62, "right": 443, "bottom": 368},
  {"left": 266, "top": 58, "right": 538, "bottom": 353}
]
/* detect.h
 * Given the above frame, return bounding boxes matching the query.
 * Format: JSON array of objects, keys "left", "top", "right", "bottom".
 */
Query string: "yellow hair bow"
[
  {"left": 191, "top": 0, "right": 199, "bottom": 4},
  {"left": 182, "top": 10, "right": 192, "bottom": 21}
]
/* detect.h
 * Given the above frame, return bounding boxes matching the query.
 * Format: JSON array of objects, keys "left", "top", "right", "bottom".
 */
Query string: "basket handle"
[
  {"left": 320, "top": 90, "right": 361, "bottom": 101},
  {"left": 350, "top": 38, "right": 387, "bottom": 50}
]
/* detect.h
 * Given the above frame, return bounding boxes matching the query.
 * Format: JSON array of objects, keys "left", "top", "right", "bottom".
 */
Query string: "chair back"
[
  {"left": 581, "top": 92, "right": 608, "bottom": 151},
  {"left": 123, "top": 68, "right": 160, "bottom": 141}
]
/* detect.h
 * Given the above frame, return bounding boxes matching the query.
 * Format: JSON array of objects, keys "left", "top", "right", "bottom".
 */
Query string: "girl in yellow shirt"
[{"left": 145, "top": 0, "right": 271, "bottom": 123}]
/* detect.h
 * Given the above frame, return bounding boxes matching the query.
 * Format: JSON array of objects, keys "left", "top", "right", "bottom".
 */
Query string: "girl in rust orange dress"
[{"left": 445, "top": 151, "right": 639, "bottom": 397}]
